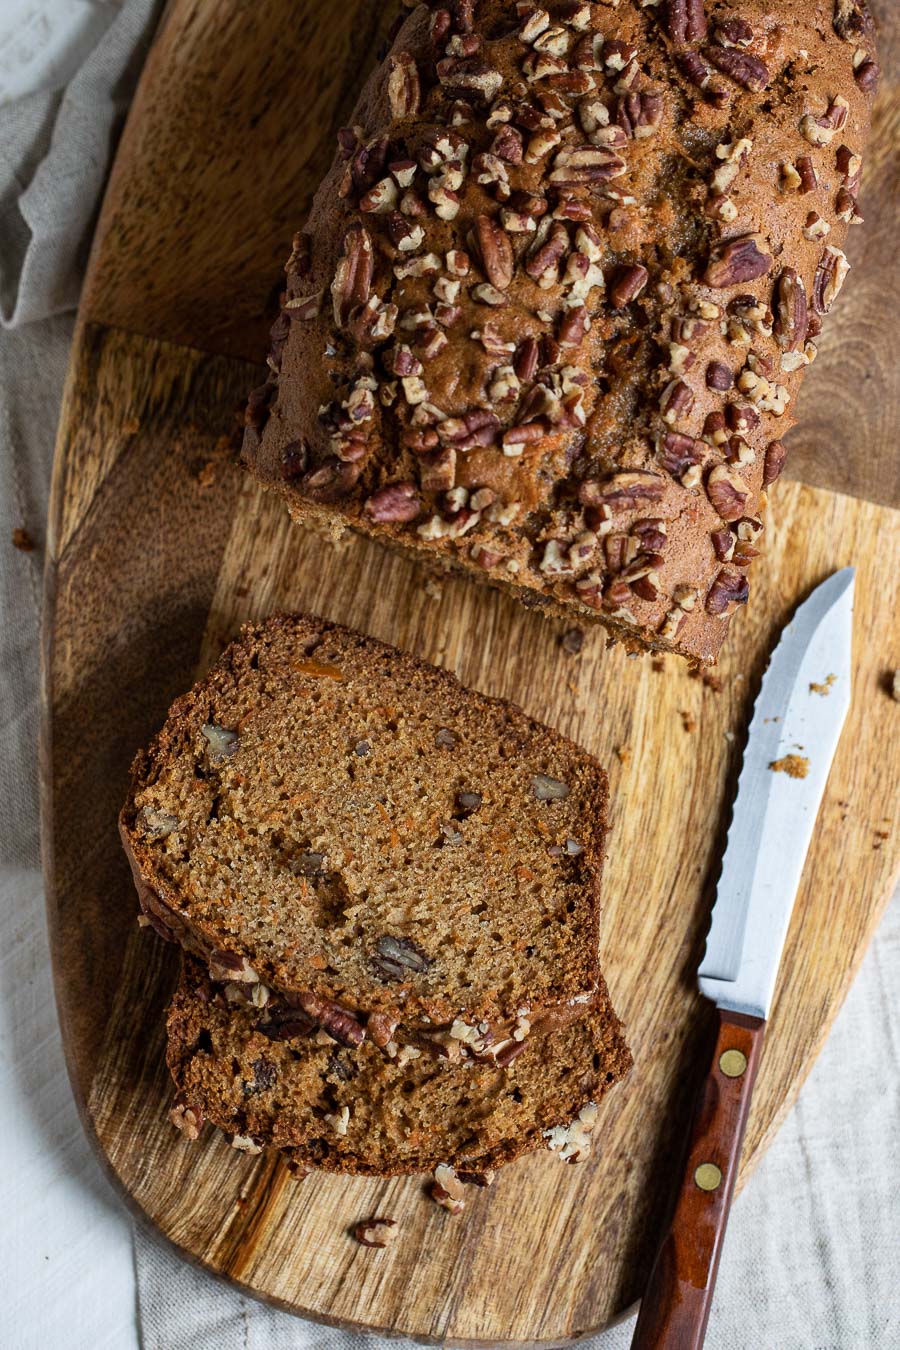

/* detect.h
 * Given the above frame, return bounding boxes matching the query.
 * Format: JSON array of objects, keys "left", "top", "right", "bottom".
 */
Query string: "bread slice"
[
  {"left": 166, "top": 956, "right": 632, "bottom": 1175},
  {"left": 120, "top": 613, "right": 608, "bottom": 1041},
  {"left": 240, "top": 0, "right": 876, "bottom": 665}
]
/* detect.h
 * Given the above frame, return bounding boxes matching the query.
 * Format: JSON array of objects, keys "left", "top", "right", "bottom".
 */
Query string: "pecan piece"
[
  {"left": 706, "top": 465, "right": 749, "bottom": 522},
  {"left": 169, "top": 1099, "right": 204, "bottom": 1141},
  {"left": 387, "top": 53, "right": 420, "bottom": 119},
  {"left": 763, "top": 439, "right": 788, "bottom": 486},
  {"left": 257, "top": 1006, "right": 316, "bottom": 1041},
  {"left": 302, "top": 458, "right": 362, "bottom": 503},
  {"left": 580, "top": 470, "right": 665, "bottom": 509},
  {"left": 365, "top": 483, "right": 422, "bottom": 523},
  {"left": 706, "top": 566, "right": 750, "bottom": 615},
  {"left": 773, "top": 267, "right": 808, "bottom": 352},
  {"left": 474, "top": 214, "right": 514, "bottom": 290},
  {"left": 295, "top": 993, "right": 366, "bottom": 1048},
  {"left": 663, "top": 0, "right": 707, "bottom": 45},
  {"left": 833, "top": 0, "right": 870, "bottom": 42},
  {"left": 548, "top": 144, "right": 626, "bottom": 186},
  {"left": 704, "top": 233, "right": 773, "bottom": 287},
  {"left": 711, "top": 527, "right": 735, "bottom": 562},
  {"left": 331, "top": 223, "right": 373, "bottom": 326},
  {"left": 609, "top": 264, "right": 648, "bottom": 308},
  {"left": 354, "top": 1218, "right": 398, "bottom": 1248},
  {"left": 706, "top": 360, "right": 733, "bottom": 391},
  {"left": 658, "top": 430, "right": 703, "bottom": 476},
  {"left": 703, "top": 45, "right": 769, "bottom": 92},
  {"left": 812, "top": 246, "right": 850, "bottom": 315},
  {"left": 372, "top": 935, "right": 431, "bottom": 981},
  {"left": 431, "top": 1164, "right": 466, "bottom": 1214}
]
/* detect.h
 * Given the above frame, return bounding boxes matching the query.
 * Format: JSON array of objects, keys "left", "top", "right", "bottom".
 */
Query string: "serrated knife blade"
[{"left": 698, "top": 567, "right": 855, "bottom": 1019}]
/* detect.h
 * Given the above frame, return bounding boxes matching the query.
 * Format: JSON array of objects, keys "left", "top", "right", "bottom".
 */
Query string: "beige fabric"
[{"left": 0, "top": 5, "right": 897, "bottom": 1348}]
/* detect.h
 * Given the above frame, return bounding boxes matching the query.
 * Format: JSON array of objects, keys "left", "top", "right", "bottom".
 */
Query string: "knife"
[{"left": 631, "top": 567, "right": 855, "bottom": 1350}]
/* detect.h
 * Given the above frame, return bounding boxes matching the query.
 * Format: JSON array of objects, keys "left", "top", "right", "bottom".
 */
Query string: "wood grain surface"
[{"left": 41, "top": 0, "right": 900, "bottom": 1343}]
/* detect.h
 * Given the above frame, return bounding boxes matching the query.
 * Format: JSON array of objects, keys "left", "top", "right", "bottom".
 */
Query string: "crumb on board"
[
  {"left": 566, "top": 679, "right": 579, "bottom": 698},
  {"left": 891, "top": 671, "right": 900, "bottom": 703},
  {"left": 121, "top": 416, "right": 141, "bottom": 437},
  {"left": 196, "top": 460, "right": 217, "bottom": 488},
  {"left": 12, "top": 528, "right": 35, "bottom": 552},
  {"left": 873, "top": 830, "right": 890, "bottom": 852},
  {"left": 809, "top": 674, "right": 837, "bottom": 696},
  {"left": 423, "top": 576, "right": 443, "bottom": 602},
  {"left": 688, "top": 667, "right": 723, "bottom": 692},
  {"left": 615, "top": 745, "right": 631, "bottom": 765},
  {"left": 560, "top": 627, "right": 584, "bottom": 656},
  {"left": 651, "top": 657, "right": 666, "bottom": 674},
  {"left": 769, "top": 754, "right": 810, "bottom": 779},
  {"left": 680, "top": 710, "right": 697, "bottom": 733}
]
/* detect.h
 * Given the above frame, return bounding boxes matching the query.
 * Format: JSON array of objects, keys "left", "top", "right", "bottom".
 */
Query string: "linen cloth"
[{"left": 0, "top": 5, "right": 897, "bottom": 1348}]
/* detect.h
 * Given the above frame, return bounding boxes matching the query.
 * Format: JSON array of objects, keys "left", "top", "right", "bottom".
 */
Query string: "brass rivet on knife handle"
[
  {"left": 694, "top": 1163, "right": 723, "bottom": 1192},
  {"left": 719, "top": 1049, "right": 748, "bottom": 1078}
]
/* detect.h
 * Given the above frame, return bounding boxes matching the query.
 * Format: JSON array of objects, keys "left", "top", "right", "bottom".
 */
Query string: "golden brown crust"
[
  {"left": 120, "top": 611, "right": 608, "bottom": 1030},
  {"left": 166, "top": 956, "right": 632, "bottom": 1175},
  {"left": 243, "top": 0, "right": 876, "bottom": 664}
]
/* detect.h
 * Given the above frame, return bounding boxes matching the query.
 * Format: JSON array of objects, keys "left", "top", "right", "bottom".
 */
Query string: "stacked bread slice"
[{"left": 120, "top": 614, "right": 631, "bottom": 1195}]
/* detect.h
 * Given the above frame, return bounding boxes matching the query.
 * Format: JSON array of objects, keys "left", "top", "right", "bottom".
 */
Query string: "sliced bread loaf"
[
  {"left": 167, "top": 956, "right": 632, "bottom": 1175},
  {"left": 120, "top": 613, "right": 608, "bottom": 1038}
]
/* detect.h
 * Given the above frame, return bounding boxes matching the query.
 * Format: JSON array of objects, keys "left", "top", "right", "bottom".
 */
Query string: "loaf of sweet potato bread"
[
  {"left": 120, "top": 613, "right": 611, "bottom": 1050},
  {"left": 167, "top": 956, "right": 632, "bottom": 1174},
  {"left": 242, "top": 0, "right": 876, "bottom": 663}
]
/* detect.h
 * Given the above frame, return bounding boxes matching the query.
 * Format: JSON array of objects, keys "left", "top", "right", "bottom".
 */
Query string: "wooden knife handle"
[{"left": 631, "top": 1009, "right": 766, "bottom": 1350}]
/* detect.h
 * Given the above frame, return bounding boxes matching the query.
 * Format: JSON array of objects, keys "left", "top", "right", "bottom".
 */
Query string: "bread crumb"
[
  {"left": 769, "top": 754, "right": 810, "bottom": 779},
  {"left": 423, "top": 575, "right": 443, "bottom": 601},
  {"left": 196, "top": 460, "right": 217, "bottom": 488},
  {"left": 809, "top": 674, "right": 836, "bottom": 695},
  {"left": 615, "top": 745, "right": 631, "bottom": 765},
  {"left": 891, "top": 671, "right": 900, "bottom": 702},
  {"left": 651, "top": 657, "right": 665, "bottom": 673},
  {"left": 121, "top": 415, "right": 141, "bottom": 436},
  {"left": 680, "top": 710, "right": 697, "bottom": 733},
  {"left": 12, "top": 528, "right": 35, "bottom": 552},
  {"left": 560, "top": 627, "right": 584, "bottom": 656}
]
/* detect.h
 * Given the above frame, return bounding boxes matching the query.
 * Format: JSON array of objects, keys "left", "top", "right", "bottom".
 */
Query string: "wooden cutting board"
[{"left": 42, "top": 1, "right": 900, "bottom": 1343}]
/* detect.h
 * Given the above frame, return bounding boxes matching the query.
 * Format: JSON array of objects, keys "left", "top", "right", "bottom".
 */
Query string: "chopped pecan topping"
[
  {"left": 331, "top": 223, "right": 373, "bottom": 326},
  {"left": 659, "top": 430, "right": 703, "bottom": 476},
  {"left": 812, "top": 246, "right": 850, "bottom": 314},
  {"left": 365, "top": 482, "right": 422, "bottom": 524},
  {"left": 705, "top": 234, "right": 773, "bottom": 287},
  {"left": 387, "top": 52, "right": 420, "bottom": 119},
  {"left": 706, "top": 360, "right": 733, "bottom": 391},
  {"left": 662, "top": 0, "right": 707, "bottom": 45},
  {"left": 706, "top": 465, "right": 749, "bottom": 522},
  {"left": 703, "top": 45, "right": 769, "bottom": 92},
  {"left": 763, "top": 439, "right": 788, "bottom": 486},
  {"left": 294, "top": 993, "right": 366, "bottom": 1048},
  {"left": 474, "top": 213, "right": 514, "bottom": 290},
  {"left": 773, "top": 268, "right": 808, "bottom": 352},
  {"left": 580, "top": 470, "right": 665, "bottom": 508},
  {"left": 609, "top": 263, "right": 648, "bottom": 308},
  {"left": 706, "top": 566, "right": 750, "bottom": 615}
]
